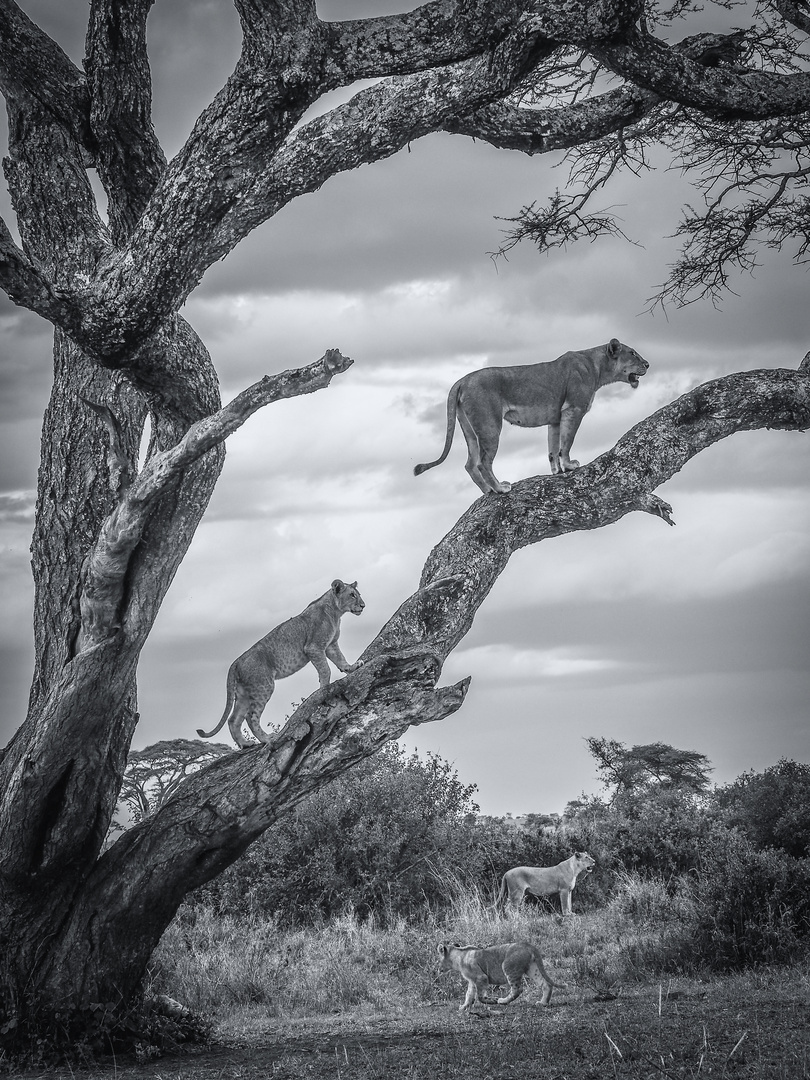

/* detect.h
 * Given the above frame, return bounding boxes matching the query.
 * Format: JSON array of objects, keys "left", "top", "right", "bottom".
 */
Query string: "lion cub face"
[{"left": 333, "top": 579, "right": 365, "bottom": 616}]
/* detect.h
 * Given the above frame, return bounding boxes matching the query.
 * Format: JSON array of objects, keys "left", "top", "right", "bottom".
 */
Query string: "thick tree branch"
[
  {"left": 323, "top": 0, "right": 525, "bottom": 80},
  {"left": 366, "top": 367, "right": 810, "bottom": 662},
  {"left": 3, "top": 99, "right": 108, "bottom": 282},
  {"left": 233, "top": 0, "right": 318, "bottom": 41},
  {"left": 0, "top": 215, "right": 85, "bottom": 330},
  {"left": 0, "top": 0, "right": 92, "bottom": 154},
  {"left": 442, "top": 81, "right": 660, "bottom": 151},
  {"left": 596, "top": 26, "right": 810, "bottom": 120},
  {"left": 85, "top": 0, "right": 166, "bottom": 242}
]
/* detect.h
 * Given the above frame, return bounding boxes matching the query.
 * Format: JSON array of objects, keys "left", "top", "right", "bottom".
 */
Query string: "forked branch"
[{"left": 77, "top": 349, "right": 353, "bottom": 651}]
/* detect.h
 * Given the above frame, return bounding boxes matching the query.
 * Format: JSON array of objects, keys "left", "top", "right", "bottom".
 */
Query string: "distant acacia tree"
[
  {"left": 1, "top": 0, "right": 809, "bottom": 1052},
  {"left": 116, "top": 739, "right": 231, "bottom": 826},
  {"left": 586, "top": 737, "right": 713, "bottom": 803}
]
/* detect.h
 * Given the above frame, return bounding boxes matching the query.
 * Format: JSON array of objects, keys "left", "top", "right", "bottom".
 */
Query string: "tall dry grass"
[{"left": 148, "top": 871, "right": 708, "bottom": 1023}]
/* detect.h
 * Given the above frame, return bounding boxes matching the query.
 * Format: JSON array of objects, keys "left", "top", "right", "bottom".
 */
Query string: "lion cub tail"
[
  {"left": 414, "top": 381, "right": 462, "bottom": 476},
  {"left": 197, "top": 665, "right": 236, "bottom": 740},
  {"left": 529, "top": 947, "right": 567, "bottom": 989}
]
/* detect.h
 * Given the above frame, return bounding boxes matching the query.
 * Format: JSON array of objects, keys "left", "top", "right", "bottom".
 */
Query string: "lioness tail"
[{"left": 414, "top": 381, "right": 461, "bottom": 476}]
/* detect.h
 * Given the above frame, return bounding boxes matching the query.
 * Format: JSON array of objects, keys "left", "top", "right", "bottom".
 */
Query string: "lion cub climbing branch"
[
  {"left": 198, "top": 579, "right": 365, "bottom": 748},
  {"left": 415, "top": 338, "right": 649, "bottom": 494}
]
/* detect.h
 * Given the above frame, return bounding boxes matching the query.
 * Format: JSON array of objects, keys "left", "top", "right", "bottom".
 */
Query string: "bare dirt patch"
[{"left": 13, "top": 974, "right": 809, "bottom": 1080}]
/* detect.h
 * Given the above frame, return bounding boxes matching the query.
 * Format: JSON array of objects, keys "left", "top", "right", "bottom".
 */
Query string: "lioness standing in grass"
[
  {"left": 414, "top": 338, "right": 649, "bottom": 494},
  {"left": 497, "top": 852, "right": 596, "bottom": 915},
  {"left": 197, "top": 579, "right": 365, "bottom": 748},
  {"left": 437, "top": 941, "right": 564, "bottom": 1012}
]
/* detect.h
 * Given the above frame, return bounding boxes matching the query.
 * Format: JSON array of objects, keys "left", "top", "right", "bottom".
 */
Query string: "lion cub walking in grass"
[
  {"left": 414, "top": 338, "right": 649, "bottom": 494},
  {"left": 198, "top": 579, "right": 365, "bottom": 749},
  {"left": 437, "top": 941, "right": 564, "bottom": 1013}
]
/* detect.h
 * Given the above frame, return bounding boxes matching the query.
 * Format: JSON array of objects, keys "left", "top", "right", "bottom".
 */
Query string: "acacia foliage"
[
  {"left": 115, "top": 739, "right": 231, "bottom": 828},
  {"left": 585, "top": 737, "right": 713, "bottom": 803}
]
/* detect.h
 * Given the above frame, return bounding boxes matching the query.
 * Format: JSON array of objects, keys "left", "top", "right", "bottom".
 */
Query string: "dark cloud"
[
  {"left": 469, "top": 582, "right": 810, "bottom": 683},
  {"left": 0, "top": 491, "right": 36, "bottom": 523}
]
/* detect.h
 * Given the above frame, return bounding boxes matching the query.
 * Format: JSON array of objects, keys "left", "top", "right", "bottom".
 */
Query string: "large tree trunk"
[{"left": 1, "top": 0, "right": 808, "bottom": 1050}]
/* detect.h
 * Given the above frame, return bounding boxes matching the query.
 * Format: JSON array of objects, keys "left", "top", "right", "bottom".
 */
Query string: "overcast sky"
[{"left": 1, "top": 1, "right": 808, "bottom": 814}]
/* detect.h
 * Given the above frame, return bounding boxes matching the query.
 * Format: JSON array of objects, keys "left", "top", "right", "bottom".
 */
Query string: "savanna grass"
[{"left": 151, "top": 871, "right": 705, "bottom": 1025}]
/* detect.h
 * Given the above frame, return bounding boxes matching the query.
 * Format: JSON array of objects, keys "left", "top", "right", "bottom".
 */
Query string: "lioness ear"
[
  {"left": 349, "top": 581, "right": 357, "bottom": 588},
  {"left": 607, "top": 338, "right": 621, "bottom": 356},
  {"left": 331, "top": 579, "right": 344, "bottom": 593}
]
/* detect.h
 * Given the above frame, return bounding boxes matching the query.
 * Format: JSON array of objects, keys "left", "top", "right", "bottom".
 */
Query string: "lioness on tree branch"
[
  {"left": 414, "top": 339, "right": 649, "bottom": 493},
  {"left": 0, "top": 0, "right": 809, "bottom": 1057}
]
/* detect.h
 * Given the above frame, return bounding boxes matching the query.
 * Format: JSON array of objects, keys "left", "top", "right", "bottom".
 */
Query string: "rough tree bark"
[{"left": 0, "top": 0, "right": 808, "bottom": 1046}]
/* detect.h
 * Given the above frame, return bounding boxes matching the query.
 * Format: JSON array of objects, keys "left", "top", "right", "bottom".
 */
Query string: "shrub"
[
  {"left": 689, "top": 832, "right": 810, "bottom": 969},
  {"left": 563, "top": 789, "right": 724, "bottom": 881},
  {"left": 187, "top": 744, "right": 485, "bottom": 923},
  {"left": 712, "top": 759, "right": 810, "bottom": 858}
]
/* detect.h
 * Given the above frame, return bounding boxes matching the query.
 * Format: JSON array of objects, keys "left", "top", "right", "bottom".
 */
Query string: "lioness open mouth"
[{"left": 628, "top": 373, "right": 643, "bottom": 388}]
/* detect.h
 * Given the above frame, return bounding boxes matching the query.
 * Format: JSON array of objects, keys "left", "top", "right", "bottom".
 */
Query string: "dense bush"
[
  {"left": 189, "top": 744, "right": 488, "bottom": 923},
  {"left": 690, "top": 831, "right": 810, "bottom": 969},
  {"left": 712, "top": 759, "right": 810, "bottom": 858},
  {"left": 563, "top": 789, "right": 724, "bottom": 880}
]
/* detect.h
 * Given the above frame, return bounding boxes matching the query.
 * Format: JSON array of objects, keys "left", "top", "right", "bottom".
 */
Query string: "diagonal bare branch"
[{"left": 367, "top": 366, "right": 810, "bottom": 663}]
